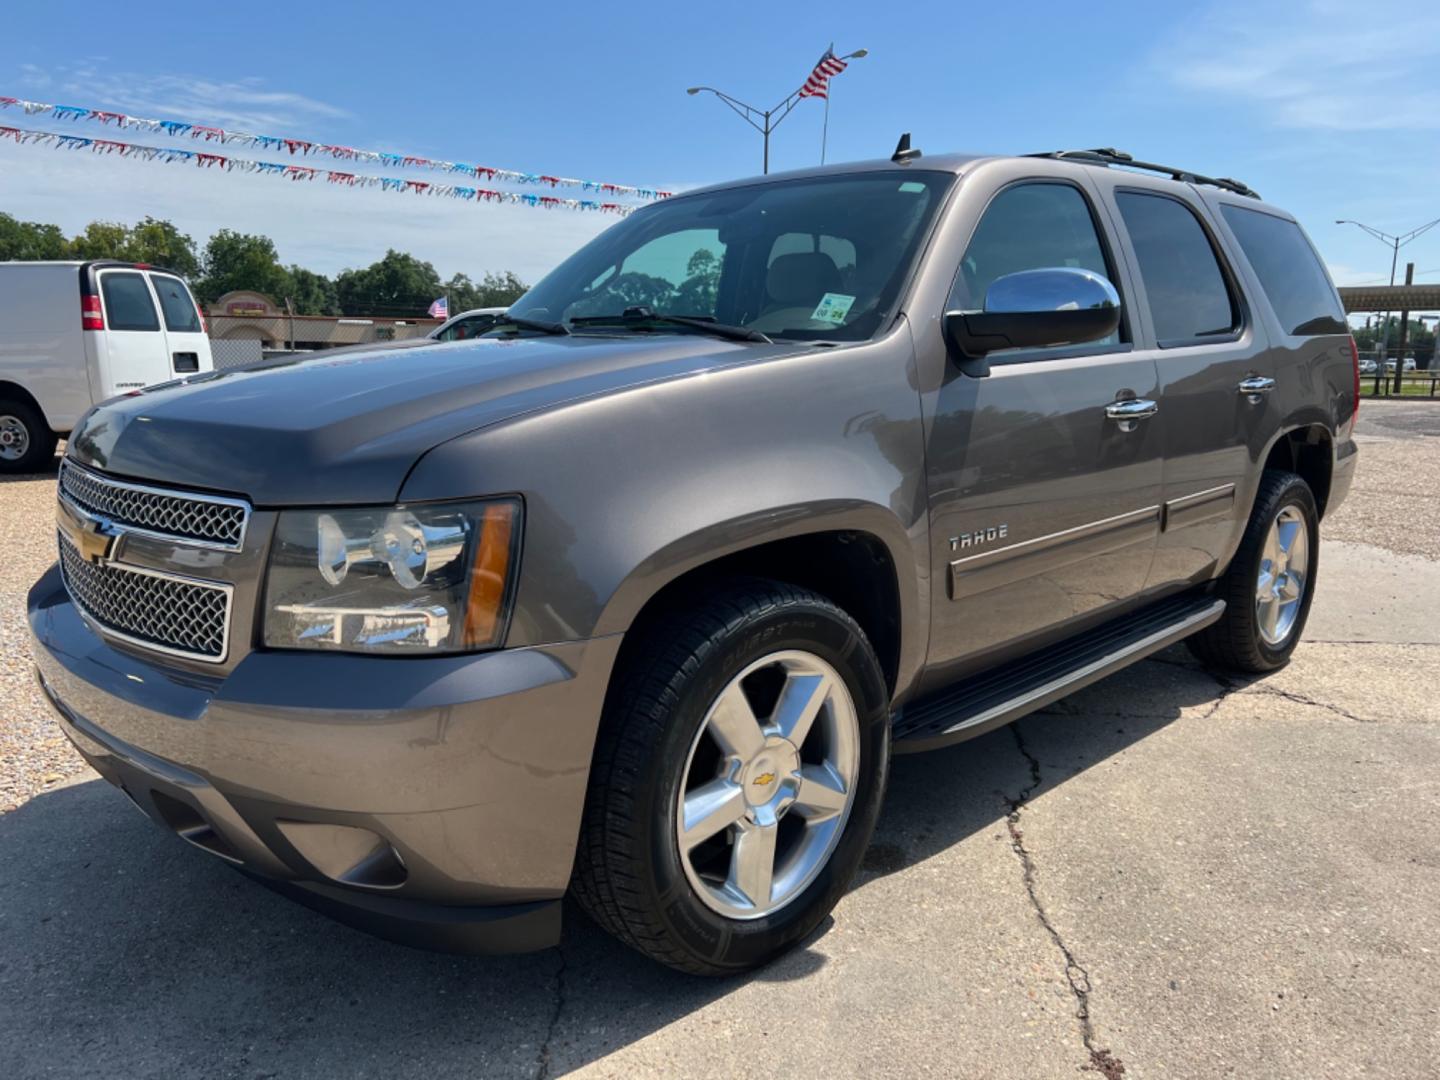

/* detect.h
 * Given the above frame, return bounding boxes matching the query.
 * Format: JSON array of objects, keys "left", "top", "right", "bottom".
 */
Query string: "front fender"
[
  {"left": 399, "top": 330, "right": 930, "bottom": 684},
  {"left": 591, "top": 498, "right": 916, "bottom": 638}
]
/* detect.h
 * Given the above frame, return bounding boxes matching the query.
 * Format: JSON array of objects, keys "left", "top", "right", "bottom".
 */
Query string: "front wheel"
[
  {"left": 572, "top": 580, "right": 890, "bottom": 975},
  {"left": 1187, "top": 470, "right": 1319, "bottom": 673}
]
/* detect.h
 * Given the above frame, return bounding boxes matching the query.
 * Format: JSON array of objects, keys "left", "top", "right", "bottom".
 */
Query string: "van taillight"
[
  {"left": 196, "top": 304, "right": 207, "bottom": 333},
  {"left": 1348, "top": 335, "right": 1360, "bottom": 423},
  {"left": 81, "top": 295, "right": 104, "bottom": 331}
]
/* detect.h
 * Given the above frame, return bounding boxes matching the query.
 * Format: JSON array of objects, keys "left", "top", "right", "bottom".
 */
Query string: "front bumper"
[{"left": 28, "top": 564, "right": 622, "bottom": 953}]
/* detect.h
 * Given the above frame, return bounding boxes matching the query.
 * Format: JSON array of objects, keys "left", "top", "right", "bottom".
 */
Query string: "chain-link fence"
[{"left": 209, "top": 339, "right": 264, "bottom": 371}]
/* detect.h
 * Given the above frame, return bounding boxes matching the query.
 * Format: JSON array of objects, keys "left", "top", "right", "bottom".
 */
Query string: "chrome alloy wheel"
[
  {"left": 676, "top": 650, "right": 860, "bottom": 920},
  {"left": 0, "top": 415, "right": 29, "bottom": 462},
  {"left": 1256, "top": 504, "right": 1309, "bottom": 646}
]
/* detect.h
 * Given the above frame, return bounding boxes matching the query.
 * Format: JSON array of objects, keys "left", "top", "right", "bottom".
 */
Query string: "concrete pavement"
[{"left": 2, "top": 401, "right": 1437, "bottom": 1078}]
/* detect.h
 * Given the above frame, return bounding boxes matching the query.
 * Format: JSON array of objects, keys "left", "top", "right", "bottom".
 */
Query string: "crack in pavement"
[
  {"left": 1242, "top": 685, "right": 1374, "bottom": 723},
  {"left": 1142, "top": 653, "right": 1379, "bottom": 723},
  {"left": 1002, "top": 724, "right": 1126, "bottom": 1079},
  {"left": 1307, "top": 639, "right": 1440, "bottom": 646},
  {"left": 534, "top": 944, "right": 568, "bottom": 1080}
]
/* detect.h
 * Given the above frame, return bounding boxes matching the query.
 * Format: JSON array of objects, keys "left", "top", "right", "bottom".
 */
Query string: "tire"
[
  {"left": 1187, "top": 470, "right": 1319, "bottom": 673},
  {"left": 572, "top": 579, "right": 890, "bottom": 975},
  {"left": 0, "top": 399, "right": 58, "bottom": 475}
]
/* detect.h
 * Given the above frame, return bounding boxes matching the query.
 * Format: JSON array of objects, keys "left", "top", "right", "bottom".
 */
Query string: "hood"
[
  {"left": 68, "top": 335, "right": 805, "bottom": 505},
  {"left": 302, "top": 336, "right": 440, "bottom": 359}
]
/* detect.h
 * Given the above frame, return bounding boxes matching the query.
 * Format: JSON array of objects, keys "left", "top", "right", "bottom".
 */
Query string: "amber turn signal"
[{"left": 463, "top": 500, "right": 520, "bottom": 647}]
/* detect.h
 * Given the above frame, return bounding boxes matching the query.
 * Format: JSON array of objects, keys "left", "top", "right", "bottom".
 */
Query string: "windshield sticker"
[
  {"left": 898, "top": 181, "right": 927, "bottom": 193},
  {"left": 812, "top": 292, "right": 856, "bottom": 325}
]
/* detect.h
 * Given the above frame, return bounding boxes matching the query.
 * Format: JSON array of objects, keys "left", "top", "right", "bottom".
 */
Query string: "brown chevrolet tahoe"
[{"left": 29, "top": 146, "right": 1358, "bottom": 974}]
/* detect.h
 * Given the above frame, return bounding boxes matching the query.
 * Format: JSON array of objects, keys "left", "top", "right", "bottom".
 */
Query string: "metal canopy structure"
[{"left": 1338, "top": 284, "right": 1440, "bottom": 313}]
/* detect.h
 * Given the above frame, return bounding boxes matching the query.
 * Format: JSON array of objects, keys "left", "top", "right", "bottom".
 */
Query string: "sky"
[{"left": 2, "top": 0, "right": 1439, "bottom": 300}]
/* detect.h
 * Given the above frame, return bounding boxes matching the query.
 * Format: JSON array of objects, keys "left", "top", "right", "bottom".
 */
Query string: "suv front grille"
[
  {"left": 58, "top": 532, "right": 232, "bottom": 661},
  {"left": 59, "top": 460, "right": 249, "bottom": 549}
]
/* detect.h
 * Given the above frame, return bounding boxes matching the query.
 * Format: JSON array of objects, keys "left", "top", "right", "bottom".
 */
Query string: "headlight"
[{"left": 263, "top": 499, "right": 520, "bottom": 654}]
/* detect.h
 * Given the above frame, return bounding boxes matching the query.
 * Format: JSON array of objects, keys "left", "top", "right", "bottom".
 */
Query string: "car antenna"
[{"left": 892, "top": 132, "right": 922, "bottom": 164}]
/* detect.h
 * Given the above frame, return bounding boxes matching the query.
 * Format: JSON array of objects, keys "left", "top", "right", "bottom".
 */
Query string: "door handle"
[
  {"left": 1105, "top": 398, "right": 1158, "bottom": 431},
  {"left": 1237, "top": 375, "right": 1275, "bottom": 402}
]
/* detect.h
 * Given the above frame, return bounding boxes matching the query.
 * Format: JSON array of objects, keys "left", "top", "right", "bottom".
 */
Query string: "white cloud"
[
  {"left": 19, "top": 64, "right": 348, "bottom": 131},
  {"left": 1325, "top": 261, "right": 1390, "bottom": 287},
  {"left": 1156, "top": 0, "right": 1440, "bottom": 131}
]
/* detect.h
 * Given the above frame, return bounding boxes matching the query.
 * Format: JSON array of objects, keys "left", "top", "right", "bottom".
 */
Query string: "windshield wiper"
[
  {"left": 489, "top": 314, "right": 570, "bottom": 336},
  {"left": 569, "top": 308, "right": 771, "bottom": 344}
]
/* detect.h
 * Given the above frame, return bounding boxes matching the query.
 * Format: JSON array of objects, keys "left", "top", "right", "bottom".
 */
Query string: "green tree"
[
  {"left": 127, "top": 217, "right": 200, "bottom": 278},
  {"left": 66, "top": 220, "right": 133, "bottom": 261},
  {"left": 671, "top": 248, "right": 720, "bottom": 315},
  {"left": 334, "top": 249, "right": 444, "bottom": 315},
  {"left": 0, "top": 213, "right": 69, "bottom": 260},
  {"left": 197, "top": 229, "right": 291, "bottom": 304},
  {"left": 441, "top": 270, "right": 528, "bottom": 311},
  {"left": 285, "top": 265, "right": 339, "bottom": 315},
  {"left": 471, "top": 270, "right": 529, "bottom": 308}
]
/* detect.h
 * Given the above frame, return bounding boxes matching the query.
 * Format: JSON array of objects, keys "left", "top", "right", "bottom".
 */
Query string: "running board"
[{"left": 892, "top": 593, "right": 1226, "bottom": 753}]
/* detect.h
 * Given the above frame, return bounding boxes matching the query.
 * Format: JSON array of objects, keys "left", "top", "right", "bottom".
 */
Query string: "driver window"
[{"left": 952, "top": 182, "right": 1122, "bottom": 346}]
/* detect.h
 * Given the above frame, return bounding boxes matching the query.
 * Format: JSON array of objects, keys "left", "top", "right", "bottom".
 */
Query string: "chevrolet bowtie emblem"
[
  {"left": 58, "top": 502, "right": 116, "bottom": 565},
  {"left": 752, "top": 772, "right": 776, "bottom": 787},
  {"left": 74, "top": 523, "right": 115, "bottom": 564}
]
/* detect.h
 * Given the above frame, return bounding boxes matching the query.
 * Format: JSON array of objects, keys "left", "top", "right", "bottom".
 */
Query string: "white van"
[{"left": 0, "top": 260, "right": 213, "bottom": 473}]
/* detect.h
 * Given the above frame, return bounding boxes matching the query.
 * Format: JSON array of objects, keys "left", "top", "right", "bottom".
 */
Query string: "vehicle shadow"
[
  {"left": 0, "top": 447, "right": 61, "bottom": 484},
  {"left": 0, "top": 647, "right": 1235, "bottom": 1078}
]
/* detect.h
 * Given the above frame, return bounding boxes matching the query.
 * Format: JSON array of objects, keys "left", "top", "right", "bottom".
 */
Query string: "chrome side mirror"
[{"left": 944, "top": 268, "right": 1122, "bottom": 377}]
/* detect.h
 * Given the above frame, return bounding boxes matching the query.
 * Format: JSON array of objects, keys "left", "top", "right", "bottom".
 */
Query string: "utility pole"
[
  {"left": 1335, "top": 218, "right": 1440, "bottom": 394},
  {"left": 1393, "top": 262, "right": 1414, "bottom": 395},
  {"left": 686, "top": 48, "right": 868, "bottom": 175}
]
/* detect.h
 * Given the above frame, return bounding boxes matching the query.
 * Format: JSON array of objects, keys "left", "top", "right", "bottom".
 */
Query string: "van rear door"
[
  {"left": 93, "top": 268, "right": 169, "bottom": 396},
  {"left": 147, "top": 272, "right": 214, "bottom": 376}
]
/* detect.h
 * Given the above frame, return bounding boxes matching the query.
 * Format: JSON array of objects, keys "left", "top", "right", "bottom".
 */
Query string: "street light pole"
[
  {"left": 686, "top": 48, "right": 868, "bottom": 175},
  {"left": 1337, "top": 216, "right": 1440, "bottom": 393}
]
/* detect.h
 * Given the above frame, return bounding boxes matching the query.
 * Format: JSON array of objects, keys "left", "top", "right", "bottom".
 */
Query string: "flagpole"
[
  {"left": 821, "top": 43, "right": 832, "bottom": 165},
  {"left": 821, "top": 94, "right": 831, "bottom": 164}
]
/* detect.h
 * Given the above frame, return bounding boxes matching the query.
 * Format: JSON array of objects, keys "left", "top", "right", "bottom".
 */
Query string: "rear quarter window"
[
  {"left": 100, "top": 272, "right": 160, "bottom": 332},
  {"left": 1115, "top": 191, "right": 1238, "bottom": 345},
  {"left": 1220, "top": 205, "right": 1347, "bottom": 336},
  {"left": 150, "top": 274, "right": 203, "bottom": 333}
]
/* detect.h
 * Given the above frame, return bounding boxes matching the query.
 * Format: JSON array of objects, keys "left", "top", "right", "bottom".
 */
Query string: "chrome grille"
[
  {"left": 58, "top": 533, "right": 231, "bottom": 661},
  {"left": 60, "top": 460, "right": 249, "bottom": 549}
]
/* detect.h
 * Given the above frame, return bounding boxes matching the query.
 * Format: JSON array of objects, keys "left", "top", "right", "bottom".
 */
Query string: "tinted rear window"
[
  {"left": 150, "top": 274, "right": 202, "bottom": 333},
  {"left": 1116, "top": 192, "right": 1237, "bottom": 345},
  {"left": 1220, "top": 205, "right": 1346, "bottom": 336},
  {"left": 100, "top": 272, "right": 160, "bottom": 332}
]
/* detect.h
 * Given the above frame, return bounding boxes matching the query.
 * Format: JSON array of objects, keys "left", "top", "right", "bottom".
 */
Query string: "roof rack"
[{"left": 1027, "top": 148, "right": 1260, "bottom": 199}]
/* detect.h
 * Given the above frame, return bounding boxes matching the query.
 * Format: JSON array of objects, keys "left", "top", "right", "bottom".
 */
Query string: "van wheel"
[
  {"left": 572, "top": 579, "right": 890, "bottom": 975},
  {"left": 1187, "top": 470, "right": 1319, "bottom": 673},
  {"left": 0, "top": 400, "right": 57, "bottom": 475}
]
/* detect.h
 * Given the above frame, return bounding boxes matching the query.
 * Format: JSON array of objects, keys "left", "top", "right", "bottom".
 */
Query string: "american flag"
[
  {"left": 428, "top": 297, "right": 448, "bottom": 319},
  {"left": 799, "top": 48, "right": 848, "bottom": 100}
]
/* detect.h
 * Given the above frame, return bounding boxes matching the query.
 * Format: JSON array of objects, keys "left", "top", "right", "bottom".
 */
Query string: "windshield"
[{"left": 508, "top": 171, "right": 953, "bottom": 342}]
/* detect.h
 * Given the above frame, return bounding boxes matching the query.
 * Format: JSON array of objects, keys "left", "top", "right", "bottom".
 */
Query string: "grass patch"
[{"left": 1360, "top": 378, "right": 1440, "bottom": 398}]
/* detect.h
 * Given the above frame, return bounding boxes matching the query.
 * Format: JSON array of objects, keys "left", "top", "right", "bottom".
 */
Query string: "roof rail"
[{"left": 1027, "top": 148, "right": 1260, "bottom": 199}]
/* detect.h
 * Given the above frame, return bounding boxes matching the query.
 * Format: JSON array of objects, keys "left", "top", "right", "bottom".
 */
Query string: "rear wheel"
[
  {"left": 0, "top": 400, "right": 57, "bottom": 475},
  {"left": 572, "top": 579, "right": 890, "bottom": 975},
  {"left": 1187, "top": 470, "right": 1319, "bottom": 673}
]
